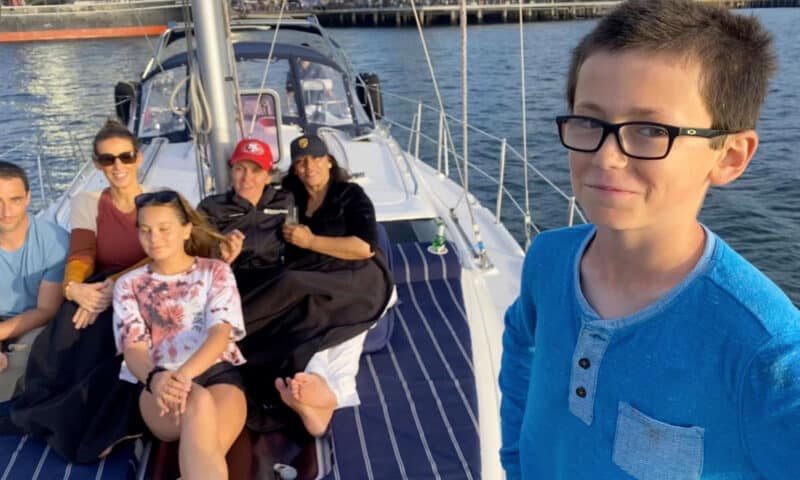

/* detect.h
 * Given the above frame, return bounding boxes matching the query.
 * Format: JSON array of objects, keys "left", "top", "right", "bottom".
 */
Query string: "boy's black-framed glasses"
[{"left": 555, "top": 115, "right": 737, "bottom": 160}]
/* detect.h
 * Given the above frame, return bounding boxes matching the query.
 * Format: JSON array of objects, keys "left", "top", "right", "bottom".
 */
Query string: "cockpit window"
[
  {"left": 236, "top": 58, "right": 298, "bottom": 119},
  {"left": 139, "top": 66, "right": 188, "bottom": 138},
  {"left": 239, "top": 92, "right": 281, "bottom": 161},
  {"left": 138, "top": 55, "right": 361, "bottom": 139},
  {"left": 292, "top": 59, "right": 353, "bottom": 127}
]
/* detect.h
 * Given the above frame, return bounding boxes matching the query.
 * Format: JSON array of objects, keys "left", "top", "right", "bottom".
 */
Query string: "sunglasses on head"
[
  {"left": 94, "top": 151, "right": 137, "bottom": 167},
  {"left": 134, "top": 190, "right": 181, "bottom": 210}
]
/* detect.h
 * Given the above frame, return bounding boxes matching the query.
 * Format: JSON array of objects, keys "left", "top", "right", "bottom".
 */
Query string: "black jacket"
[
  {"left": 282, "top": 178, "right": 378, "bottom": 271},
  {"left": 198, "top": 186, "right": 293, "bottom": 286}
]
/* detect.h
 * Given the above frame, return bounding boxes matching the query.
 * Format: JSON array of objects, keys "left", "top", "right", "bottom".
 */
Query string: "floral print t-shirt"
[{"left": 113, "top": 257, "right": 246, "bottom": 384}]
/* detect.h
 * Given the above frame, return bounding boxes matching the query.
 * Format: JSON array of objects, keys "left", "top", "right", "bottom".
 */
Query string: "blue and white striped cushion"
[
  {"left": 0, "top": 434, "right": 138, "bottom": 480},
  {"left": 327, "top": 242, "right": 480, "bottom": 479}
]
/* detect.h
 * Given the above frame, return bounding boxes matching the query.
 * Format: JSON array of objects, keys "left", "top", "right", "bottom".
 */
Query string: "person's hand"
[
  {"left": 220, "top": 229, "right": 245, "bottom": 264},
  {"left": 0, "top": 352, "right": 7, "bottom": 373},
  {"left": 72, "top": 307, "right": 100, "bottom": 330},
  {"left": 152, "top": 370, "right": 191, "bottom": 417},
  {"left": 0, "top": 321, "right": 11, "bottom": 342},
  {"left": 97, "top": 279, "right": 114, "bottom": 310},
  {"left": 68, "top": 280, "right": 112, "bottom": 313},
  {"left": 170, "top": 369, "right": 195, "bottom": 419},
  {"left": 282, "top": 224, "right": 315, "bottom": 249}
]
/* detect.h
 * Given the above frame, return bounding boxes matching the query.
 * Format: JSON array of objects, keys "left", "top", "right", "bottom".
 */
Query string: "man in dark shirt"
[{"left": 197, "top": 138, "right": 293, "bottom": 294}]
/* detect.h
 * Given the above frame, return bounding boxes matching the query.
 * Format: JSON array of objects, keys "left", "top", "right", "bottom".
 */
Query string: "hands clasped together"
[
  {"left": 68, "top": 279, "right": 114, "bottom": 329},
  {"left": 150, "top": 369, "right": 193, "bottom": 421}
]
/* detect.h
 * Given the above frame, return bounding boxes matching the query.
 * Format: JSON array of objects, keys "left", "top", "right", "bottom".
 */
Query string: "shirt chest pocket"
[{"left": 612, "top": 402, "right": 705, "bottom": 480}]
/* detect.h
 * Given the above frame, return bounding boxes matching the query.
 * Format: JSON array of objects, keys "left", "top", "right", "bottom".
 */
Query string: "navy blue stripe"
[
  {"left": 330, "top": 410, "right": 370, "bottom": 479},
  {"left": 327, "top": 242, "right": 480, "bottom": 479},
  {"left": 0, "top": 435, "right": 137, "bottom": 480}
]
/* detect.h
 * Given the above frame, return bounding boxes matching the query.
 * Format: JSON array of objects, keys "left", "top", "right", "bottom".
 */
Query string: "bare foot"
[
  {"left": 275, "top": 373, "right": 337, "bottom": 437},
  {"left": 0, "top": 352, "right": 7, "bottom": 373}
]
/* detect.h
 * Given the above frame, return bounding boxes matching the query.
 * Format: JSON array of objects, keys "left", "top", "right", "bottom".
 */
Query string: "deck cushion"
[
  {"left": 327, "top": 241, "right": 480, "bottom": 479},
  {"left": 361, "top": 223, "right": 396, "bottom": 354},
  {"left": 0, "top": 434, "right": 138, "bottom": 480}
]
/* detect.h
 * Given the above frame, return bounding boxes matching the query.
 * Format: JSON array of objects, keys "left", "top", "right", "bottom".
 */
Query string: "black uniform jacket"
[{"left": 198, "top": 186, "right": 293, "bottom": 290}]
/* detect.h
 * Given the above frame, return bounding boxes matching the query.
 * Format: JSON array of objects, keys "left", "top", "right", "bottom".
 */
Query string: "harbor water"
[{"left": 0, "top": 8, "right": 797, "bottom": 304}]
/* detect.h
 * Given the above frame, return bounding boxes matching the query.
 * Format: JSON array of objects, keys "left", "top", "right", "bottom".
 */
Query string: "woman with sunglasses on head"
[
  {"left": 114, "top": 190, "right": 246, "bottom": 480},
  {"left": 3, "top": 119, "right": 156, "bottom": 463}
]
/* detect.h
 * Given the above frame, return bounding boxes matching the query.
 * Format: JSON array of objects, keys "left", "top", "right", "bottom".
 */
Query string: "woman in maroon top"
[
  {"left": 2, "top": 120, "right": 155, "bottom": 463},
  {"left": 61, "top": 119, "right": 149, "bottom": 328}
]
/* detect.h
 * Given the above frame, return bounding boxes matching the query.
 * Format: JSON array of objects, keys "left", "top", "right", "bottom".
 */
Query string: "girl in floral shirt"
[{"left": 112, "top": 190, "right": 245, "bottom": 480}]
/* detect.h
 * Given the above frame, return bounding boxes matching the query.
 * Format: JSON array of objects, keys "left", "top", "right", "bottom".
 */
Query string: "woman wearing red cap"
[
  {"left": 198, "top": 138, "right": 293, "bottom": 294},
  {"left": 232, "top": 133, "right": 394, "bottom": 437}
]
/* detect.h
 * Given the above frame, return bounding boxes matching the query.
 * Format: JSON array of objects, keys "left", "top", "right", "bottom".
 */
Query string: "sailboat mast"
[{"left": 192, "top": 0, "right": 238, "bottom": 192}]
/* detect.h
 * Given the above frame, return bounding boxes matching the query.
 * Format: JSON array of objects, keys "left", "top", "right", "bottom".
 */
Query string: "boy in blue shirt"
[
  {"left": 0, "top": 161, "right": 68, "bottom": 400},
  {"left": 499, "top": 1, "right": 800, "bottom": 479}
]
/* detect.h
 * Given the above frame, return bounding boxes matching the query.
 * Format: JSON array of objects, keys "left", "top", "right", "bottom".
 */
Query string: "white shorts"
[{"left": 304, "top": 286, "right": 398, "bottom": 408}]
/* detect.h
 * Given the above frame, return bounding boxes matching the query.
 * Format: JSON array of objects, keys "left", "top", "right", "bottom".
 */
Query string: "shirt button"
[
  {"left": 576, "top": 387, "right": 587, "bottom": 398},
  {"left": 579, "top": 358, "right": 591, "bottom": 369}
]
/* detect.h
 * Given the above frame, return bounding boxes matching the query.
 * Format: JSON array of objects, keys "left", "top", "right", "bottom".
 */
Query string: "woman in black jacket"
[
  {"left": 237, "top": 134, "right": 393, "bottom": 437},
  {"left": 197, "top": 138, "right": 293, "bottom": 294}
]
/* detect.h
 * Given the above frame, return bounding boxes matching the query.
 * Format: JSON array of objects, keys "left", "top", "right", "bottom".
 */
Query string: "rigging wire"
[
  {"left": 408, "top": 0, "right": 467, "bottom": 189},
  {"left": 177, "top": 1, "right": 212, "bottom": 198},
  {"left": 408, "top": 0, "right": 485, "bottom": 261},
  {"left": 133, "top": 3, "right": 167, "bottom": 76},
  {"left": 518, "top": 0, "right": 533, "bottom": 247},
  {"left": 248, "top": 0, "right": 289, "bottom": 138}
]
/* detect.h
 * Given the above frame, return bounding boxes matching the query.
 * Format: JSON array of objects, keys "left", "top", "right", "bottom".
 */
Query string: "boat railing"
[
  {"left": 0, "top": 128, "right": 94, "bottom": 215},
  {"left": 378, "top": 89, "right": 585, "bottom": 245}
]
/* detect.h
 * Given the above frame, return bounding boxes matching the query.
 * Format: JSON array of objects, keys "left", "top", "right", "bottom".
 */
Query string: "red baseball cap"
[{"left": 230, "top": 138, "right": 273, "bottom": 171}]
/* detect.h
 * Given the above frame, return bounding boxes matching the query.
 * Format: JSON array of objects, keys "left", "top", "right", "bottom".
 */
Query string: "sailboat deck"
[
  {"left": 326, "top": 241, "right": 480, "bottom": 480},
  {"left": 0, "top": 240, "right": 480, "bottom": 480},
  {"left": 0, "top": 433, "right": 138, "bottom": 480}
]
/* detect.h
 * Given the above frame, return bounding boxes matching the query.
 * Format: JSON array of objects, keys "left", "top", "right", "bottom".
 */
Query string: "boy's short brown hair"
[
  {"left": 0, "top": 161, "right": 29, "bottom": 192},
  {"left": 566, "top": 0, "right": 776, "bottom": 131}
]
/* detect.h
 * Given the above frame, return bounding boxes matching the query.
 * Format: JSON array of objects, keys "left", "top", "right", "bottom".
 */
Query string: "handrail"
[
  {"left": 382, "top": 89, "right": 583, "bottom": 205},
  {"left": 379, "top": 89, "right": 587, "bottom": 241}
]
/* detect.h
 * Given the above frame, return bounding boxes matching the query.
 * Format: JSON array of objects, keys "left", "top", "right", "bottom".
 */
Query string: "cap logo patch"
[
  {"left": 244, "top": 141, "right": 264, "bottom": 155},
  {"left": 298, "top": 138, "right": 309, "bottom": 149}
]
